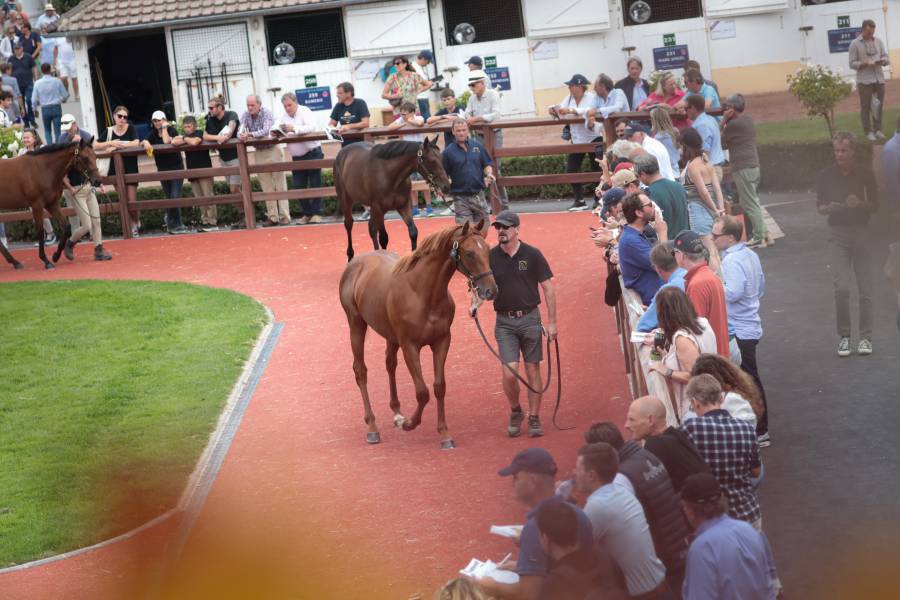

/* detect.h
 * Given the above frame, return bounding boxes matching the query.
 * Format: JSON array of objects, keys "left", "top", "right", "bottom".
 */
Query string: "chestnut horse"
[
  {"left": 335, "top": 137, "right": 451, "bottom": 262},
  {"left": 339, "top": 221, "right": 497, "bottom": 449},
  {"left": 0, "top": 139, "right": 103, "bottom": 270}
]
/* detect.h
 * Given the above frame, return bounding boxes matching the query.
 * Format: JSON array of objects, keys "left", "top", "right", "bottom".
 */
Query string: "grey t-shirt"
[
  {"left": 721, "top": 114, "right": 759, "bottom": 171},
  {"left": 584, "top": 483, "right": 666, "bottom": 596}
]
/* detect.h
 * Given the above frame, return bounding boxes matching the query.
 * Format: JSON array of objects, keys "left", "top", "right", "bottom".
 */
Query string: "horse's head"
[
  {"left": 452, "top": 219, "right": 497, "bottom": 301},
  {"left": 73, "top": 139, "right": 103, "bottom": 187},
  {"left": 417, "top": 136, "right": 452, "bottom": 196}
]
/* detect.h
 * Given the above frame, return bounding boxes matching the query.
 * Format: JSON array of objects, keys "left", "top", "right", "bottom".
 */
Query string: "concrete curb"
[{"left": 0, "top": 304, "right": 282, "bottom": 575}]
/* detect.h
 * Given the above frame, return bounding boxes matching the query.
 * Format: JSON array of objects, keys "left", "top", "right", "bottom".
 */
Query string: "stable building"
[{"left": 57, "top": 0, "right": 898, "bottom": 133}]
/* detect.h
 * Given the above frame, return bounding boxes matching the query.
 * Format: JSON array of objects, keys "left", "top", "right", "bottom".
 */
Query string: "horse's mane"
[
  {"left": 371, "top": 140, "right": 421, "bottom": 160},
  {"left": 26, "top": 141, "right": 78, "bottom": 156},
  {"left": 393, "top": 225, "right": 463, "bottom": 274}
]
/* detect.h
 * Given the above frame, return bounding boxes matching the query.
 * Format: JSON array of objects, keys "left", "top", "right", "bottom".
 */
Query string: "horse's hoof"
[
  {"left": 440, "top": 439, "right": 456, "bottom": 450},
  {"left": 401, "top": 420, "right": 416, "bottom": 431},
  {"left": 393, "top": 414, "right": 406, "bottom": 428},
  {"left": 366, "top": 432, "right": 381, "bottom": 444},
  {"left": 12, "top": 263, "right": 23, "bottom": 270},
  {"left": 44, "top": 262, "right": 55, "bottom": 270}
]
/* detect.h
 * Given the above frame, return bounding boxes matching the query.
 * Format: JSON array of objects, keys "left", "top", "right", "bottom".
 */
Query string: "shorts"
[
  {"left": 688, "top": 200, "right": 714, "bottom": 235},
  {"left": 58, "top": 61, "right": 77, "bottom": 78},
  {"left": 495, "top": 310, "right": 543, "bottom": 363},
  {"left": 453, "top": 191, "right": 489, "bottom": 225},
  {"left": 220, "top": 157, "right": 241, "bottom": 186}
]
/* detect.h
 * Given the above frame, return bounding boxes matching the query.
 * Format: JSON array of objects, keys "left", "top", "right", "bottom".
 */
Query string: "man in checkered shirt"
[{"left": 681, "top": 374, "right": 763, "bottom": 530}]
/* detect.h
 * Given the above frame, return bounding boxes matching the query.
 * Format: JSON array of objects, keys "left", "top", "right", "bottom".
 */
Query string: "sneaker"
[
  {"left": 528, "top": 415, "right": 544, "bottom": 438},
  {"left": 747, "top": 238, "right": 767, "bottom": 249},
  {"left": 837, "top": 337, "right": 851, "bottom": 357},
  {"left": 168, "top": 225, "right": 190, "bottom": 235},
  {"left": 508, "top": 408, "right": 525, "bottom": 438},
  {"left": 44, "top": 233, "right": 58, "bottom": 246},
  {"left": 866, "top": 132, "right": 878, "bottom": 142},
  {"left": 279, "top": 216, "right": 292, "bottom": 226},
  {"left": 355, "top": 208, "right": 371, "bottom": 222},
  {"left": 412, "top": 207, "right": 420, "bottom": 217},
  {"left": 858, "top": 339, "right": 873, "bottom": 356},
  {"left": 298, "top": 215, "right": 311, "bottom": 225},
  {"left": 131, "top": 224, "right": 140, "bottom": 238},
  {"left": 63, "top": 239, "right": 77, "bottom": 261},
  {"left": 262, "top": 218, "right": 280, "bottom": 227},
  {"left": 875, "top": 131, "right": 886, "bottom": 140},
  {"left": 93, "top": 244, "right": 112, "bottom": 261},
  {"left": 439, "top": 207, "right": 454, "bottom": 216},
  {"left": 757, "top": 432, "right": 771, "bottom": 449},
  {"left": 308, "top": 215, "right": 322, "bottom": 224},
  {"left": 568, "top": 201, "right": 589, "bottom": 212},
  {"left": 230, "top": 221, "right": 246, "bottom": 230},
  {"left": 426, "top": 207, "right": 434, "bottom": 217},
  {"left": 198, "top": 223, "right": 219, "bottom": 232}
]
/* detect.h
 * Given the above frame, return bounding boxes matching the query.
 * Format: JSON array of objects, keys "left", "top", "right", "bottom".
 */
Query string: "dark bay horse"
[
  {"left": 335, "top": 136, "right": 451, "bottom": 262},
  {"left": 339, "top": 221, "right": 497, "bottom": 449},
  {"left": 0, "top": 139, "right": 103, "bottom": 270}
]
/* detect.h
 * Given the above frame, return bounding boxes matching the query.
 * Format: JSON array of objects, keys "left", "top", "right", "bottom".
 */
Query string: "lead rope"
[{"left": 468, "top": 285, "right": 571, "bottom": 431}]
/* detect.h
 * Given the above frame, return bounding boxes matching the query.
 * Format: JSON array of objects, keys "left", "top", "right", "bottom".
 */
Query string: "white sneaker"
[
  {"left": 438, "top": 207, "right": 454, "bottom": 216},
  {"left": 875, "top": 131, "right": 886, "bottom": 140},
  {"left": 866, "top": 132, "right": 878, "bottom": 142},
  {"left": 837, "top": 337, "right": 851, "bottom": 357},
  {"left": 858, "top": 339, "right": 873, "bottom": 356}
]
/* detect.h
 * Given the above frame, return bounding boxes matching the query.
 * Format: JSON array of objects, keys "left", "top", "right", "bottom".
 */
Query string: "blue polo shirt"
[
  {"left": 688, "top": 83, "right": 720, "bottom": 110},
  {"left": 637, "top": 267, "right": 687, "bottom": 331},
  {"left": 618, "top": 225, "right": 664, "bottom": 305},
  {"left": 692, "top": 112, "right": 725, "bottom": 166},
  {"left": 517, "top": 495, "right": 594, "bottom": 577},
  {"left": 442, "top": 137, "right": 492, "bottom": 194}
]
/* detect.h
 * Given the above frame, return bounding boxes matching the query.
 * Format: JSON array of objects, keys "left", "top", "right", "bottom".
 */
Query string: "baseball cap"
[
  {"left": 417, "top": 49, "right": 433, "bottom": 61},
  {"left": 467, "top": 69, "right": 488, "bottom": 85},
  {"left": 492, "top": 210, "right": 520, "bottom": 228},
  {"left": 681, "top": 473, "right": 723, "bottom": 504},
  {"left": 60, "top": 113, "right": 76, "bottom": 127},
  {"left": 623, "top": 121, "right": 648, "bottom": 138},
  {"left": 610, "top": 169, "right": 638, "bottom": 188},
  {"left": 673, "top": 230, "right": 705, "bottom": 254},
  {"left": 498, "top": 447, "right": 558, "bottom": 477},
  {"left": 613, "top": 161, "right": 634, "bottom": 174},
  {"left": 465, "top": 56, "right": 484, "bottom": 67},
  {"left": 45, "top": 3, "right": 55, "bottom": 10},
  {"left": 564, "top": 74, "right": 590, "bottom": 86},
  {"left": 151, "top": 110, "right": 166, "bottom": 121}
]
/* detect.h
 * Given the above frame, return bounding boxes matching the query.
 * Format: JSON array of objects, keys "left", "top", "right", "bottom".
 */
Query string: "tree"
[
  {"left": 57, "top": 0, "right": 84, "bottom": 14},
  {"left": 786, "top": 64, "right": 852, "bottom": 138}
]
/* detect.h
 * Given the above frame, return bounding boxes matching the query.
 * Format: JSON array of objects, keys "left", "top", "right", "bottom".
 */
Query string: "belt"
[
  {"left": 630, "top": 581, "right": 669, "bottom": 600},
  {"left": 498, "top": 307, "right": 534, "bottom": 319}
]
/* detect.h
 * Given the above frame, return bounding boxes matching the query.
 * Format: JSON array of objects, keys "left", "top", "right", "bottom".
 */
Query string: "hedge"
[{"left": 2, "top": 140, "right": 872, "bottom": 240}]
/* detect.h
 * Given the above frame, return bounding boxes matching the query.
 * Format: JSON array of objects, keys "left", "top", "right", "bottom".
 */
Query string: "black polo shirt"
[
  {"left": 183, "top": 130, "right": 212, "bottom": 169},
  {"left": 205, "top": 110, "right": 239, "bottom": 161},
  {"left": 146, "top": 125, "right": 184, "bottom": 171},
  {"left": 815, "top": 164, "right": 879, "bottom": 227},
  {"left": 489, "top": 241, "right": 553, "bottom": 313}
]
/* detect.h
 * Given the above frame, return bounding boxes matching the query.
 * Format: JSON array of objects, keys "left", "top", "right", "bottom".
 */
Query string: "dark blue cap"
[
  {"left": 674, "top": 230, "right": 705, "bottom": 254},
  {"left": 465, "top": 55, "right": 483, "bottom": 67},
  {"left": 418, "top": 49, "right": 433, "bottom": 61},
  {"left": 498, "top": 447, "right": 558, "bottom": 477},
  {"left": 564, "top": 74, "right": 590, "bottom": 86}
]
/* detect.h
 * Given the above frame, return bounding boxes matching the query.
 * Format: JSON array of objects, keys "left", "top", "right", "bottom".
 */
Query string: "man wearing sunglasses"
[{"left": 489, "top": 210, "right": 557, "bottom": 438}]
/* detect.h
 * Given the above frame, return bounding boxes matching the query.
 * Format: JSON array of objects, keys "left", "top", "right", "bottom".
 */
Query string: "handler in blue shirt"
[
  {"left": 637, "top": 242, "right": 687, "bottom": 332},
  {"left": 442, "top": 117, "right": 495, "bottom": 227},
  {"left": 681, "top": 473, "right": 778, "bottom": 600},
  {"left": 618, "top": 193, "right": 665, "bottom": 305}
]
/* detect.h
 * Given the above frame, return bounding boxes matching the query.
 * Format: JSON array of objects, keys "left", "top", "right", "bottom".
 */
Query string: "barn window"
[
  {"left": 443, "top": 0, "right": 525, "bottom": 45},
  {"left": 265, "top": 9, "right": 347, "bottom": 66},
  {"left": 623, "top": 0, "right": 702, "bottom": 27}
]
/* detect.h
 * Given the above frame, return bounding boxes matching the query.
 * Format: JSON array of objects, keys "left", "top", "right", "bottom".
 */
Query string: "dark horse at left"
[
  {"left": 339, "top": 221, "right": 497, "bottom": 449},
  {"left": 0, "top": 139, "right": 103, "bottom": 270},
  {"left": 335, "top": 136, "right": 451, "bottom": 262}
]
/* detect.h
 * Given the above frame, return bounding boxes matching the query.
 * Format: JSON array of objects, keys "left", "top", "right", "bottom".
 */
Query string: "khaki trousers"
[
  {"left": 254, "top": 146, "right": 290, "bottom": 222},
  {"left": 69, "top": 185, "right": 102, "bottom": 245},
  {"left": 189, "top": 177, "right": 216, "bottom": 225}
]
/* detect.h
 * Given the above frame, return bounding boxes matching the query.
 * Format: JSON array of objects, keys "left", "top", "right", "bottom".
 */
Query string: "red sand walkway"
[{"left": 0, "top": 212, "right": 630, "bottom": 599}]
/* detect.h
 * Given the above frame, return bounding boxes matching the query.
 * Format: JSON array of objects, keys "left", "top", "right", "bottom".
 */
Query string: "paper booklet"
[
  {"left": 489, "top": 524, "right": 524, "bottom": 539},
  {"left": 270, "top": 126, "right": 288, "bottom": 138},
  {"left": 459, "top": 558, "right": 519, "bottom": 584}
]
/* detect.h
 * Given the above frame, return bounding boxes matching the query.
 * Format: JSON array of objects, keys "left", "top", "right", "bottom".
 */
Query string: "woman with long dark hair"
[
  {"left": 382, "top": 56, "right": 430, "bottom": 113},
  {"left": 95, "top": 105, "right": 141, "bottom": 235},
  {"left": 648, "top": 287, "right": 717, "bottom": 423},
  {"left": 679, "top": 127, "right": 724, "bottom": 272}
]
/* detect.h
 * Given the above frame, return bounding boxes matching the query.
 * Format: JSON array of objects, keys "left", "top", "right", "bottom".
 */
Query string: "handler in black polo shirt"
[{"left": 489, "top": 210, "right": 557, "bottom": 438}]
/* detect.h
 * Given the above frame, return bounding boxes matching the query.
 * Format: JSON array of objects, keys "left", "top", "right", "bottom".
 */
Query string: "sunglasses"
[
  {"left": 115, "top": 113, "right": 128, "bottom": 119},
  {"left": 640, "top": 203, "right": 653, "bottom": 209},
  {"left": 393, "top": 61, "right": 403, "bottom": 66},
  {"left": 493, "top": 224, "right": 511, "bottom": 230}
]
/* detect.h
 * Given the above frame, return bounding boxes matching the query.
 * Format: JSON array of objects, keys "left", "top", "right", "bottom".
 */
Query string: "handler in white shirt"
[
  {"left": 278, "top": 92, "right": 324, "bottom": 224},
  {"left": 624, "top": 122, "right": 675, "bottom": 181}
]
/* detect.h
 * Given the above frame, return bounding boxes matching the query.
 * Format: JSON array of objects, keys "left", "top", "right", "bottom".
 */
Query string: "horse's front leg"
[
  {"left": 32, "top": 205, "right": 53, "bottom": 269},
  {"left": 396, "top": 201, "right": 418, "bottom": 251},
  {"left": 431, "top": 334, "right": 454, "bottom": 449},
  {"left": 348, "top": 316, "right": 380, "bottom": 444},
  {"left": 344, "top": 211, "right": 355, "bottom": 262},
  {"left": 399, "top": 342, "right": 429, "bottom": 433},
  {"left": 48, "top": 201, "right": 70, "bottom": 264}
]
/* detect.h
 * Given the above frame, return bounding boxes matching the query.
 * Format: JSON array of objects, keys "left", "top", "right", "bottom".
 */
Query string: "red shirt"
[{"left": 685, "top": 264, "right": 730, "bottom": 357}]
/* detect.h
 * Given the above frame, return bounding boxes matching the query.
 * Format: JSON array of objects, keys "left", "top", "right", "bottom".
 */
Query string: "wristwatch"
[{"left": 665, "top": 368, "right": 674, "bottom": 379}]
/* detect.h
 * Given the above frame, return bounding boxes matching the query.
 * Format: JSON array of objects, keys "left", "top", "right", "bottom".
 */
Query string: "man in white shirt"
[
  {"left": 278, "top": 91, "right": 323, "bottom": 224},
  {"left": 585, "top": 73, "right": 628, "bottom": 135},
  {"left": 54, "top": 37, "right": 78, "bottom": 100},
  {"left": 412, "top": 49, "right": 434, "bottom": 120},
  {"left": 624, "top": 122, "right": 675, "bottom": 181},
  {"left": 465, "top": 69, "right": 507, "bottom": 211}
]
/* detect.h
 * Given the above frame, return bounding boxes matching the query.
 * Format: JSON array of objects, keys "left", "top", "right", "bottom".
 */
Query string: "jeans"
[
  {"left": 733, "top": 167, "right": 767, "bottom": 242},
  {"left": 160, "top": 178, "right": 184, "bottom": 229},
  {"left": 21, "top": 82, "right": 35, "bottom": 126},
  {"left": 417, "top": 98, "right": 431, "bottom": 120},
  {"left": 291, "top": 147, "right": 324, "bottom": 216},
  {"left": 858, "top": 82, "right": 885, "bottom": 134},
  {"left": 829, "top": 224, "right": 874, "bottom": 340},
  {"left": 40, "top": 103, "right": 62, "bottom": 143},
  {"left": 565, "top": 151, "right": 601, "bottom": 203},
  {"left": 736, "top": 337, "right": 768, "bottom": 436}
]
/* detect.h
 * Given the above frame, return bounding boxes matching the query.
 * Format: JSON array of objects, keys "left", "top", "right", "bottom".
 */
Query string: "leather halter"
[
  {"left": 449, "top": 239, "right": 492, "bottom": 287},
  {"left": 416, "top": 144, "right": 441, "bottom": 195}
]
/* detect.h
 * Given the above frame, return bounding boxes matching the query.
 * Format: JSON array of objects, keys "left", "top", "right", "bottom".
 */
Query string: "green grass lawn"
[
  {"left": 0, "top": 280, "right": 266, "bottom": 566},
  {"left": 756, "top": 107, "right": 900, "bottom": 146}
]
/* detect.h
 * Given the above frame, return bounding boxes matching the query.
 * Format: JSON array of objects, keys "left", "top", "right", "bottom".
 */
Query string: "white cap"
[
  {"left": 151, "top": 110, "right": 166, "bottom": 121},
  {"left": 60, "top": 113, "right": 76, "bottom": 126},
  {"left": 467, "top": 69, "right": 488, "bottom": 84},
  {"left": 45, "top": 3, "right": 55, "bottom": 10}
]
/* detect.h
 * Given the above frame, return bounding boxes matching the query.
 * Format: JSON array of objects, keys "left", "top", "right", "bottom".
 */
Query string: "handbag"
[
  {"left": 604, "top": 263, "right": 622, "bottom": 307},
  {"left": 561, "top": 124, "right": 571, "bottom": 141},
  {"left": 96, "top": 126, "right": 113, "bottom": 176}
]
